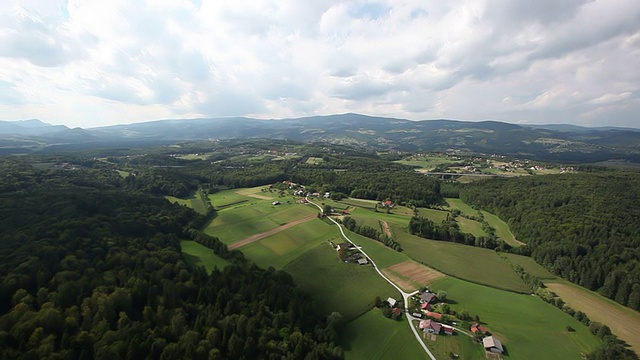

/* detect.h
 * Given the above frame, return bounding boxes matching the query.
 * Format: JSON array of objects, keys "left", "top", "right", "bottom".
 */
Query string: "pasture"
[
  {"left": 394, "top": 227, "right": 531, "bottom": 293},
  {"left": 180, "top": 240, "right": 229, "bottom": 272},
  {"left": 417, "top": 208, "right": 449, "bottom": 223},
  {"left": 206, "top": 200, "right": 317, "bottom": 245},
  {"left": 283, "top": 244, "right": 398, "bottom": 321},
  {"left": 430, "top": 277, "right": 601, "bottom": 359},
  {"left": 545, "top": 280, "right": 640, "bottom": 353},
  {"left": 455, "top": 216, "right": 485, "bottom": 238},
  {"left": 503, "top": 253, "right": 556, "bottom": 279},
  {"left": 340, "top": 309, "right": 426, "bottom": 360},
  {"left": 239, "top": 218, "right": 337, "bottom": 269}
]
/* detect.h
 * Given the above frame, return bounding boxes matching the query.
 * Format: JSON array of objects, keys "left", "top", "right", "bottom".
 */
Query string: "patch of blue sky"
[{"left": 348, "top": 2, "right": 391, "bottom": 20}]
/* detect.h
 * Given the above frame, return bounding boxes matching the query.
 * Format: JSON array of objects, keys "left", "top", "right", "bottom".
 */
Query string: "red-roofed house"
[
  {"left": 419, "top": 320, "right": 442, "bottom": 334},
  {"left": 424, "top": 311, "right": 443, "bottom": 320},
  {"left": 471, "top": 323, "right": 490, "bottom": 334},
  {"left": 420, "top": 303, "right": 433, "bottom": 311},
  {"left": 443, "top": 326, "right": 455, "bottom": 335}
]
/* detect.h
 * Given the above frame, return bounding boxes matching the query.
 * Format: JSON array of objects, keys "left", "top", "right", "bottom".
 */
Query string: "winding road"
[{"left": 307, "top": 198, "right": 437, "bottom": 360}]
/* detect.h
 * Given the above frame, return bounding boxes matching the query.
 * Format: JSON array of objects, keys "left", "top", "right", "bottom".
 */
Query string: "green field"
[
  {"left": 394, "top": 228, "right": 531, "bottom": 293},
  {"left": 430, "top": 277, "right": 601, "bottom": 359},
  {"left": 180, "top": 240, "right": 229, "bottom": 272},
  {"left": 209, "top": 188, "right": 260, "bottom": 208},
  {"left": 340, "top": 309, "right": 425, "bottom": 359},
  {"left": 455, "top": 216, "right": 486, "bottom": 238},
  {"left": 417, "top": 208, "right": 449, "bottom": 223},
  {"left": 306, "top": 157, "right": 324, "bottom": 165},
  {"left": 446, "top": 198, "right": 522, "bottom": 246},
  {"left": 283, "top": 244, "right": 398, "bottom": 321},
  {"left": 344, "top": 207, "right": 411, "bottom": 228},
  {"left": 240, "top": 219, "right": 338, "bottom": 269},
  {"left": 503, "top": 253, "right": 556, "bottom": 279},
  {"left": 206, "top": 201, "right": 317, "bottom": 245}
]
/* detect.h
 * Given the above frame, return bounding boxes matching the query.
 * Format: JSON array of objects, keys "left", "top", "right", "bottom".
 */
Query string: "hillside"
[
  {"left": 1, "top": 114, "right": 639, "bottom": 163},
  {"left": 459, "top": 172, "right": 640, "bottom": 311}
]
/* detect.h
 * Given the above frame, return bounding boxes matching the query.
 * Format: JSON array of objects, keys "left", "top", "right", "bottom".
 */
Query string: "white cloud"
[{"left": 0, "top": 0, "right": 639, "bottom": 128}]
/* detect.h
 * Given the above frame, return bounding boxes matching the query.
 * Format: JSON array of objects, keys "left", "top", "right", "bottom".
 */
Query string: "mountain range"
[{"left": 1, "top": 114, "right": 639, "bottom": 162}]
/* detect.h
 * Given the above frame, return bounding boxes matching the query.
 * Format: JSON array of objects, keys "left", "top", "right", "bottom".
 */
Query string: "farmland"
[
  {"left": 394, "top": 227, "right": 531, "bottom": 293},
  {"left": 382, "top": 261, "right": 445, "bottom": 292},
  {"left": 238, "top": 218, "right": 338, "bottom": 269},
  {"left": 503, "top": 253, "right": 556, "bottom": 279},
  {"left": 430, "top": 277, "right": 601, "bottom": 359},
  {"left": 340, "top": 309, "right": 425, "bottom": 359},
  {"left": 283, "top": 243, "right": 398, "bottom": 321},
  {"left": 414, "top": 322, "right": 485, "bottom": 360},
  {"left": 180, "top": 240, "right": 229, "bottom": 272},
  {"left": 205, "top": 196, "right": 317, "bottom": 245},
  {"left": 545, "top": 280, "right": 640, "bottom": 353}
]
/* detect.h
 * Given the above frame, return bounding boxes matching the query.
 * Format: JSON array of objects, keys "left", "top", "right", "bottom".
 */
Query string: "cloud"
[{"left": 0, "top": 0, "right": 638, "bottom": 128}]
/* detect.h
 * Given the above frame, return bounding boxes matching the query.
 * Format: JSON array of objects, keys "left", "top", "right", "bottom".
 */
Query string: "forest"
[
  {"left": 460, "top": 172, "right": 640, "bottom": 311},
  {"left": 0, "top": 157, "right": 343, "bottom": 359}
]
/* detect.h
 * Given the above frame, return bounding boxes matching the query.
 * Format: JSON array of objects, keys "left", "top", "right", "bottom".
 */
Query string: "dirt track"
[{"left": 228, "top": 214, "right": 317, "bottom": 250}]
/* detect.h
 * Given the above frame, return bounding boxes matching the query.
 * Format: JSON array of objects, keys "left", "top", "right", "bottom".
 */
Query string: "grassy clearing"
[
  {"left": 394, "top": 227, "right": 530, "bottom": 293},
  {"left": 343, "top": 207, "right": 411, "bottom": 228},
  {"left": 338, "top": 197, "right": 378, "bottom": 210},
  {"left": 284, "top": 243, "right": 398, "bottom": 321},
  {"left": 430, "top": 277, "right": 601, "bottom": 359},
  {"left": 180, "top": 240, "right": 229, "bottom": 272},
  {"left": 115, "top": 170, "right": 130, "bottom": 178},
  {"left": 206, "top": 200, "right": 317, "bottom": 245},
  {"left": 306, "top": 157, "right": 324, "bottom": 165},
  {"left": 340, "top": 309, "right": 425, "bottom": 360},
  {"left": 446, "top": 198, "right": 523, "bottom": 247},
  {"left": 240, "top": 219, "right": 337, "bottom": 269},
  {"left": 209, "top": 189, "right": 253, "bottom": 208},
  {"left": 455, "top": 217, "right": 485, "bottom": 238},
  {"left": 503, "top": 253, "right": 556, "bottom": 279},
  {"left": 417, "top": 208, "right": 449, "bottom": 223},
  {"left": 545, "top": 280, "right": 640, "bottom": 353}
]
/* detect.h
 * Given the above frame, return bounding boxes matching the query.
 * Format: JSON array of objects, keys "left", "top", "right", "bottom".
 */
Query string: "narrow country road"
[{"left": 307, "top": 198, "right": 437, "bottom": 360}]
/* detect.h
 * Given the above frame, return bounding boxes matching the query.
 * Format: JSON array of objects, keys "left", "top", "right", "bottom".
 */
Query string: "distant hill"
[{"left": 1, "top": 114, "right": 639, "bottom": 162}]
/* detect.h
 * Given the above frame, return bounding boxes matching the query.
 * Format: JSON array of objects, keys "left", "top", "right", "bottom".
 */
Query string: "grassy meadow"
[
  {"left": 240, "top": 218, "right": 338, "bottom": 269},
  {"left": 166, "top": 194, "right": 208, "bottom": 215},
  {"left": 395, "top": 155, "right": 453, "bottom": 171},
  {"left": 340, "top": 309, "right": 426, "bottom": 360},
  {"left": 344, "top": 231, "right": 409, "bottom": 269},
  {"left": 430, "top": 277, "right": 602, "bottom": 359},
  {"left": 394, "top": 227, "right": 530, "bottom": 293},
  {"left": 180, "top": 240, "right": 229, "bottom": 272},
  {"left": 284, "top": 244, "right": 398, "bottom": 321},
  {"left": 545, "top": 280, "right": 640, "bottom": 353},
  {"left": 206, "top": 199, "right": 317, "bottom": 245},
  {"left": 503, "top": 253, "right": 556, "bottom": 279}
]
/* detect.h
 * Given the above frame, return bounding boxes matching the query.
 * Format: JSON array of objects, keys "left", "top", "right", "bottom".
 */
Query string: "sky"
[{"left": 0, "top": 0, "right": 639, "bottom": 128}]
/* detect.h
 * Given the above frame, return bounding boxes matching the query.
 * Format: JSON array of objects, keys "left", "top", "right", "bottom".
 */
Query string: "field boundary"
[{"left": 228, "top": 214, "right": 317, "bottom": 250}]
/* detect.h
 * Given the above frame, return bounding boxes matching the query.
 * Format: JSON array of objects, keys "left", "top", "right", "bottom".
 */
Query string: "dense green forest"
[
  {"left": 0, "top": 158, "right": 342, "bottom": 359},
  {"left": 460, "top": 172, "right": 640, "bottom": 310}
]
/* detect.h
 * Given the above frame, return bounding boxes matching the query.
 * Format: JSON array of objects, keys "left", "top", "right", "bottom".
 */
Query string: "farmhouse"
[
  {"left": 387, "top": 297, "right": 397, "bottom": 307},
  {"left": 471, "top": 323, "right": 490, "bottom": 334},
  {"left": 357, "top": 258, "right": 369, "bottom": 265},
  {"left": 424, "top": 311, "right": 443, "bottom": 320},
  {"left": 421, "top": 292, "right": 438, "bottom": 304},
  {"left": 420, "top": 302, "right": 433, "bottom": 311},
  {"left": 482, "top": 336, "right": 504, "bottom": 354},
  {"left": 419, "top": 319, "right": 442, "bottom": 334}
]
